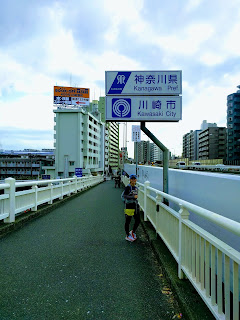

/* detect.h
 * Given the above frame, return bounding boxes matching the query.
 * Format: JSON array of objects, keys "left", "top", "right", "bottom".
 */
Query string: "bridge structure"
[{"left": 0, "top": 173, "right": 239, "bottom": 319}]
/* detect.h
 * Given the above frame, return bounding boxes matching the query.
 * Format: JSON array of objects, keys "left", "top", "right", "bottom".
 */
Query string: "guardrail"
[
  {"left": 122, "top": 175, "right": 240, "bottom": 320},
  {"left": 179, "top": 165, "right": 240, "bottom": 173},
  {"left": 0, "top": 175, "right": 104, "bottom": 223}
]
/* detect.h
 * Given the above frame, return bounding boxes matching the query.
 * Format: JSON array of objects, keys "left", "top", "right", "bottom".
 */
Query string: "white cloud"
[
  {"left": 103, "top": 0, "right": 145, "bottom": 44},
  {"left": 152, "top": 22, "right": 215, "bottom": 56},
  {"left": 223, "top": 21, "right": 240, "bottom": 57},
  {"left": 0, "top": 95, "right": 54, "bottom": 130},
  {"left": 185, "top": 0, "right": 203, "bottom": 13},
  {"left": 199, "top": 52, "right": 225, "bottom": 66},
  {"left": 1, "top": 0, "right": 240, "bottom": 154}
]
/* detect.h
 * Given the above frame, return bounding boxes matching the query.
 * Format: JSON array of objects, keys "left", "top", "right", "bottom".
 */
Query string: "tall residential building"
[
  {"left": 201, "top": 120, "right": 217, "bottom": 131},
  {"left": 104, "top": 125, "right": 109, "bottom": 173},
  {"left": 98, "top": 96, "right": 106, "bottom": 122},
  {"left": 198, "top": 127, "right": 227, "bottom": 160},
  {"left": 108, "top": 122, "right": 119, "bottom": 170},
  {"left": 183, "top": 132, "right": 190, "bottom": 159},
  {"left": 135, "top": 141, "right": 150, "bottom": 164},
  {"left": 150, "top": 143, "right": 163, "bottom": 162},
  {"left": 227, "top": 86, "right": 240, "bottom": 163},
  {"left": 96, "top": 96, "right": 120, "bottom": 170},
  {"left": 90, "top": 99, "right": 110, "bottom": 172},
  {"left": 182, "top": 130, "right": 201, "bottom": 160},
  {"left": 54, "top": 106, "right": 105, "bottom": 177}
]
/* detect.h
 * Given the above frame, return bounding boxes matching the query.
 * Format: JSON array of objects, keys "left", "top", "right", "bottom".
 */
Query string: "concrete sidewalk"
[{"left": 0, "top": 180, "right": 213, "bottom": 320}]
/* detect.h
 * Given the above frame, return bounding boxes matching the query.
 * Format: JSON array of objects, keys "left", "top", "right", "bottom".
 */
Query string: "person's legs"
[
  {"left": 125, "top": 215, "right": 132, "bottom": 236},
  {"left": 133, "top": 205, "right": 140, "bottom": 233}
]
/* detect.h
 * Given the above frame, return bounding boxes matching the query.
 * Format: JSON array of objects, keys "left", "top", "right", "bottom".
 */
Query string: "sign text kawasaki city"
[{"left": 106, "top": 96, "right": 182, "bottom": 122}]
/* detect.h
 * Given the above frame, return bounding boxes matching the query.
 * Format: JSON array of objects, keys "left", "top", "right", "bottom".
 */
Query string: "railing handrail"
[
  {"left": 144, "top": 185, "right": 240, "bottom": 237},
  {"left": 14, "top": 176, "right": 93, "bottom": 188},
  {"left": 0, "top": 175, "right": 104, "bottom": 224},
  {"left": 0, "top": 183, "right": 10, "bottom": 190},
  {"left": 122, "top": 175, "right": 240, "bottom": 319}
]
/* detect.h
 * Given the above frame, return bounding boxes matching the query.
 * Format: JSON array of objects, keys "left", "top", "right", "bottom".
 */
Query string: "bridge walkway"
[{"left": 0, "top": 180, "right": 184, "bottom": 320}]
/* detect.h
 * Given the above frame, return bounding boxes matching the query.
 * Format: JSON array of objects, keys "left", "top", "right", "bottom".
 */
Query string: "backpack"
[
  {"left": 121, "top": 184, "right": 136, "bottom": 204},
  {"left": 121, "top": 190, "right": 126, "bottom": 202}
]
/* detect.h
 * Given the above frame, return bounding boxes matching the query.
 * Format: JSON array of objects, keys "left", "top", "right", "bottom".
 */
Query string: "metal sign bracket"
[{"left": 140, "top": 122, "right": 169, "bottom": 205}]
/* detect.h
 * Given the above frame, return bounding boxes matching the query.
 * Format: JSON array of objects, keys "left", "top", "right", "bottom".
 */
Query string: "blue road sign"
[
  {"left": 75, "top": 168, "right": 83, "bottom": 177},
  {"left": 42, "top": 174, "right": 51, "bottom": 179},
  {"left": 106, "top": 96, "right": 182, "bottom": 122},
  {"left": 106, "top": 70, "right": 182, "bottom": 96}
]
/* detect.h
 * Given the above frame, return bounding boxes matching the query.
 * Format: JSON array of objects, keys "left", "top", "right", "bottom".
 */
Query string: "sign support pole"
[
  {"left": 140, "top": 122, "right": 169, "bottom": 205},
  {"left": 136, "top": 142, "right": 138, "bottom": 175}
]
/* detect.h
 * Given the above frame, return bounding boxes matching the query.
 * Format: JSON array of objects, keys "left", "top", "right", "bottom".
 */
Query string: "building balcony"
[
  {"left": 233, "top": 132, "right": 240, "bottom": 138},
  {"left": 4, "top": 164, "right": 17, "bottom": 167},
  {"left": 199, "top": 137, "right": 209, "bottom": 143},
  {"left": 218, "top": 141, "right": 226, "bottom": 145},
  {"left": 32, "top": 171, "right": 40, "bottom": 175}
]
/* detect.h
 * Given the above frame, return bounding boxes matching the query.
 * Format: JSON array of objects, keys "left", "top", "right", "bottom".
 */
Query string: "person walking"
[{"left": 123, "top": 174, "right": 140, "bottom": 242}]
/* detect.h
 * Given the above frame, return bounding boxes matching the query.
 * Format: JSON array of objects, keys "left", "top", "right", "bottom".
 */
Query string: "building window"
[{"left": 69, "top": 161, "right": 75, "bottom": 166}]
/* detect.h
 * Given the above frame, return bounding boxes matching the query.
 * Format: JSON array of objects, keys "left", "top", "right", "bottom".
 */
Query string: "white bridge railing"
[
  {"left": 122, "top": 175, "right": 240, "bottom": 320},
  {"left": 0, "top": 175, "right": 104, "bottom": 223}
]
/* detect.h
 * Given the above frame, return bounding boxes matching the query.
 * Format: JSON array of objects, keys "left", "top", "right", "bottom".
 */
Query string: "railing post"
[
  {"left": 178, "top": 205, "right": 190, "bottom": 279},
  {"left": 156, "top": 193, "right": 163, "bottom": 236},
  {"left": 60, "top": 182, "right": 64, "bottom": 199},
  {"left": 68, "top": 181, "right": 71, "bottom": 196},
  {"left": 74, "top": 176, "right": 78, "bottom": 193},
  {"left": 32, "top": 185, "right": 38, "bottom": 211},
  {"left": 143, "top": 181, "right": 150, "bottom": 221},
  {"left": 4, "top": 178, "right": 16, "bottom": 223},
  {"left": 48, "top": 183, "right": 53, "bottom": 204}
]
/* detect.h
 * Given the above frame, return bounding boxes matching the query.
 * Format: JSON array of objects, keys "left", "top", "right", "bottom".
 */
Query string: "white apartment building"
[
  {"left": 98, "top": 97, "right": 119, "bottom": 171},
  {"left": 104, "top": 125, "right": 109, "bottom": 173},
  {"left": 108, "top": 122, "right": 119, "bottom": 170},
  {"left": 90, "top": 98, "right": 119, "bottom": 172},
  {"left": 201, "top": 120, "right": 217, "bottom": 131},
  {"left": 150, "top": 143, "right": 163, "bottom": 162},
  {"left": 54, "top": 106, "right": 105, "bottom": 177}
]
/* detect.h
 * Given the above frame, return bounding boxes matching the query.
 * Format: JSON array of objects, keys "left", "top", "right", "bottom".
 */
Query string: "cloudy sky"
[{"left": 1, "top": 0, "right": 240, "bottom": 157}]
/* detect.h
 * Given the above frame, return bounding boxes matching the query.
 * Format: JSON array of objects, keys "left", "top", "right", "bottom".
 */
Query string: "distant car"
[
  {"left": 214, "top": 164, "right": 226, "bottom": 172},
  {"left": 192, "top": 162, "right": 201, "bottom": 165},
  {"left": 176, "top": 161, "right": 186, "bottom": 169}
]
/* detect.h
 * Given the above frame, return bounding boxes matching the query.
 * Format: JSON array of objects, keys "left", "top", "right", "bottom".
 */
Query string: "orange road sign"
[{"left": 54, "top": 86, "right": 89, "bottom": 98}]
